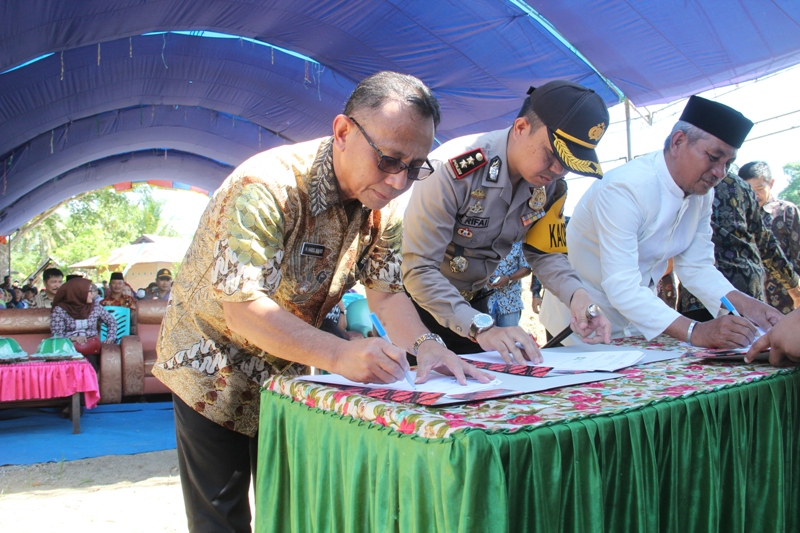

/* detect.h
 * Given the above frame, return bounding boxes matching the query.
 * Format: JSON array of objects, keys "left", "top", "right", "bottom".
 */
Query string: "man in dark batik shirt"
[
  {"left": 741, "top": 160, "right": 800, "bottom": 314},
  {"left": 679, "top": 170, "right": 800, "bottom": 321}
]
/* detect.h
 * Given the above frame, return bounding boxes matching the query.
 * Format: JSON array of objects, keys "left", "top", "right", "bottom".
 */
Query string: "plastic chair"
[
  {"left": 100, "top": 306, "right": 131, "bottom": 343},
  {"left": 345, "top": 298, "right": 373, "bottom": 338},
  {"left": 341, "top": 292, "right": 365, "bottom": 309}
]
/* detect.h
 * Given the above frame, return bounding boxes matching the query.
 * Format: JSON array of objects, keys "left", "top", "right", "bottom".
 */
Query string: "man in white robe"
[{"left": 542, "top": 96, "right": 782, "bottom": 348}]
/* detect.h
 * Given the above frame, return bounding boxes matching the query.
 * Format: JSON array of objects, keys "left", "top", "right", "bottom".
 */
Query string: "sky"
[{"left": 156, "top": 64, "right": 800, "bottom": 236}]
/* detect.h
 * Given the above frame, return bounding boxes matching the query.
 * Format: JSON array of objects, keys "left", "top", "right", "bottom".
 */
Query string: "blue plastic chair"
[
  {"left": 341, "top": 292, "right": 365, "bottom": 310},
  {"left": 99, "top": 306, "right": 131, "bottom": 343},
  {"left": 345, "top": 298, "right": 373, "bottom": 338}
]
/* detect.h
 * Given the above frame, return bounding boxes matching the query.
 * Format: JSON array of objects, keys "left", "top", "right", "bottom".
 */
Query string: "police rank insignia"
[
  {"left": 449, "top": 148, "right": 487, "bottom": 179},
  {"left": 487, "top": 156, "right": 501, "bottom": 182},
  {"left": 470, "top": 189, "right": 486, "bottom": 200},
  {"left": 528, "top": 186, "right": 546, "bottom": 211},
  {"left": 450, "top": 255, "right": 469, "bottom": 273},
  {"left": 468, "top": 202, "right": 484, "bottom": 214},
  {"left": 457, "top": 228, "right": 473, "bottom": 238}
]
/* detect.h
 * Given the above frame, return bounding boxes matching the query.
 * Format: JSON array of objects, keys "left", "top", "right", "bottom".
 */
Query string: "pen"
[
  {"left": 542, "top": 305, "right": 601, "bottom": 349},
  {"left": 369, "top": 313, "right": 416, "bottom": 390},
  {"left": 720, "top": 296, "right": 742, "bottom": 317}
]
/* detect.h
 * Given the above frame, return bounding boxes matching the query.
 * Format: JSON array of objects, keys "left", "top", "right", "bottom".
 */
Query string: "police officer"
[{"left": 402, "top": 80, "right": 613, "bottom": 363}]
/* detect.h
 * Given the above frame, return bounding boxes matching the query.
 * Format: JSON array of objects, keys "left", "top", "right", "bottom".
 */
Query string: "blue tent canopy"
[{"left": 1, "top": 0, "right": 799, "bottom": 233}]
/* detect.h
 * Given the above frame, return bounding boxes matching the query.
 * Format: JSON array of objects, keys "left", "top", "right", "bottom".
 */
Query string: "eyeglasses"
[{"left": 347, "top": 116, "right": 434, "bottom": 181}]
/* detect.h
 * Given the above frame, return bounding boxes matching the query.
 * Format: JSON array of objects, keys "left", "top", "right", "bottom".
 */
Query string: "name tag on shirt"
[{"left": 300, "top": 242, "right": 325, "bottom": 258}]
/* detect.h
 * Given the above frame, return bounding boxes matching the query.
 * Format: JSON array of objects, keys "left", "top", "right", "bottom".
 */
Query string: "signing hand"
[
  {"left": 330, "top": 337, "right": 410, "bottom": 384},
  {"left": 475, "top": 326, "right": 542, "bottom": 364},
  {"left": 691, "top": 315, "right": 757, "bottom": 349}
]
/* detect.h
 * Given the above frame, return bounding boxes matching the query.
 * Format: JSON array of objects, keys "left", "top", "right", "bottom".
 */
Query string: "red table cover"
[{"left": 0, "top": 360, "right": 100, "bottom": 408}]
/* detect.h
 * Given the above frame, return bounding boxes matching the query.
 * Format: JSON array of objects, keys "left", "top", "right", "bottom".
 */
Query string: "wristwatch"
[{"left": 468, "top": 313, "right": 494, "bottom": 342}]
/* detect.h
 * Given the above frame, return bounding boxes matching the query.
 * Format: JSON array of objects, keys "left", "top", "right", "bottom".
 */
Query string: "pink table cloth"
[{"left": 0, "top": 360, "right": 100, "bottom": 408}]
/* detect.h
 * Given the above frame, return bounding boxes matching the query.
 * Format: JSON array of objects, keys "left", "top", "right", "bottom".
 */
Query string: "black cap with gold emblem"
[{"left": 527, "top": 81, "right": 609, "bottom": 178}]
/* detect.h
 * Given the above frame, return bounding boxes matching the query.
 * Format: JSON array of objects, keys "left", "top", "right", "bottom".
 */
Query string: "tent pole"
[{"left": 625, "top": 98, "right": 632, "bottom": 162}]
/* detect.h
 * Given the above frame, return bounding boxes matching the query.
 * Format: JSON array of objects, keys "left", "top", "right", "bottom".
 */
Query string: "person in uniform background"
[
  {"left": 678, "top": 169, "right": 800, "bottom": 321},
  {"left": 153, "top": 71, "right": 487, "bottom": 533},
  {"left": 403, "top": 80, "right": 613, "bottom": 363},
  {"left": 530, "top": 275, "right": 542, "bottom": 314},
  {"left": 740, "top": 161, "right": 800, "bottom": 314},
  {"left": 543, "top": 95, "right": 783, "bottom": 348},
  {"left": 485, "top": 242, "right": 531, "bottom": 327}
]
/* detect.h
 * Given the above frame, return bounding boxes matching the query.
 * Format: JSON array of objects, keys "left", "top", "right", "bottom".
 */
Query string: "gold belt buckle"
[{"left": 459, "top": 289, "right": 476, "bottom": 301}]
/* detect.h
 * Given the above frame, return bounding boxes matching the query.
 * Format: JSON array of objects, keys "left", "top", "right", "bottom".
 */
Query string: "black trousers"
[
  {"left": 409, "top": 292, "right": 491, "bottom": 356},
  {"left": 173, "top": 394, "right": 258, "bottom": 533}
]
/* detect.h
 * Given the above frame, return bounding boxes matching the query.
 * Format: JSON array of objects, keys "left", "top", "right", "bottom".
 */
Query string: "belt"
[{"left": 460, "top": 287, "right": 495, "bottom": 302}]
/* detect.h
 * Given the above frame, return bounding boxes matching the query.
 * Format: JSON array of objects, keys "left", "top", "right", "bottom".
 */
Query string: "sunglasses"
[{"left": 347, "top": 116, "right": 434, "bottom": 181}]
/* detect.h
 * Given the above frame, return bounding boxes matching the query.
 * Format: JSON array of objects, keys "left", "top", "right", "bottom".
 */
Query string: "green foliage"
[
  {"left": 778, "top": 162, "right": 800, "bottom": 206},
  {"left": 11, "top": 186, "right": 179, "bottom": 279}
]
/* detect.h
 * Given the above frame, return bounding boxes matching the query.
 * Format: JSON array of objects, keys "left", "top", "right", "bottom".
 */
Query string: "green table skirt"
[{"left": 256, "top": 371, "right": 800, "bottom": 533}]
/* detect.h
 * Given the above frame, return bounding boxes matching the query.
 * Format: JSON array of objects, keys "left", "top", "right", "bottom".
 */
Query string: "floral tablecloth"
[{"left": 264, "top": 335, "right": 796, "bottom": 439}]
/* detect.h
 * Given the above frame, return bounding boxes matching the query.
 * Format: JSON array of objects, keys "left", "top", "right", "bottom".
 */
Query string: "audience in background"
[
  {"left": 100, "top": 272, "right": 138, "bottom": 310},
  {"left": 154, "top": 268, "right": 172, "bottom": 300},
  {"left": 679, "top": 169, "right": 800, "bottom": 321},
  {"left": 50, "top": 278, "right": 117, "bottom": 372},
  {"left": 740, "top": 161, "right": 800, "bottom": 314},
  {"left": 486, "top": 242, "right": 532, "bottom": 327},
  {"left": 31, "top": 268, "right": 63, "bottom": 309}
]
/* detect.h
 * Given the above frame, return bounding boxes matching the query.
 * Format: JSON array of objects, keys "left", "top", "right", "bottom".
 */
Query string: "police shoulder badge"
[
  {"left": 449, "top": 148, "right": 487, "bottom": 179},
  {"left": 487, "top": 156, "right": 501, "bottom": 183},
  {"left": 528, "top": 186, "right": 547, "bottom": 211}
]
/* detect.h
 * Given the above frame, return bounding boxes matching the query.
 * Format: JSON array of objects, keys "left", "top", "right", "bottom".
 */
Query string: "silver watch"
[
  {"left": 413, "top": 333, "right": 446, "bottom": 355},
  {"left": 468, "top": 313, "right": 494, "bottom": 342}
]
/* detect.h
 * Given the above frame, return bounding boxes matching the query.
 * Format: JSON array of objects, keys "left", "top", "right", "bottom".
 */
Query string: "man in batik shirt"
[
  {"left": 741, "top": 161, "right": 800, "bottom": 314},
  {"left": 679, "top": 170, "right": 800, "bottom": 321},
  {"left": 154, "top": 71, "right": 487, "bottom": 532},
  {"left": 99, "top": 272, "right": 137, "bottom": 310}
]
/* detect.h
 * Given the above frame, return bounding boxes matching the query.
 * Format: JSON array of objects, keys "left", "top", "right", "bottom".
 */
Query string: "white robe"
[{"left": 541, "top": 150, "right": 734, "bottom": 340}]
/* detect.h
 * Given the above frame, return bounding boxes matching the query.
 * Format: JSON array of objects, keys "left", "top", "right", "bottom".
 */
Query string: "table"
[
  {"left": 255, "top": 337, "right": 800, "bottom": 532},
  {"left": 0, "top": 360, "right": 100, "bottom": 433}
]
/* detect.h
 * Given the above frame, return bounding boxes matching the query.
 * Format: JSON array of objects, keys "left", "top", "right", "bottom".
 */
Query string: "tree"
[
  {"left": 778, "top": 162, "right": 800, "bottom": 206},
  {"left": 10, "top": 186, "right": 179, "bottom": 280}
]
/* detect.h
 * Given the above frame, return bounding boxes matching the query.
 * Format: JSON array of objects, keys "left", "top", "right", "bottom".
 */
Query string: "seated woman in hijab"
[{"left": 50, "top": 277, "right": 117, "bottom": 371}]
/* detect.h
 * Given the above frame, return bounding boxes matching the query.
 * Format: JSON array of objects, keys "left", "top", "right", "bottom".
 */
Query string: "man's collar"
[{"left": 309, "top": 137, "right": 344, "bottom": 217}]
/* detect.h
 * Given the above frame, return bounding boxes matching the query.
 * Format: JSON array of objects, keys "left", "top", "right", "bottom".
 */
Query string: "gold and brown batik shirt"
[{"left": 153, "top": 137, "right": 405, "bottom": 436}]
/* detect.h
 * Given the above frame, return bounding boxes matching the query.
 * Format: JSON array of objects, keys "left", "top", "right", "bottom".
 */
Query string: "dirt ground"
[{"left": 0, "top": 295, "right": 545, "bottom": 533}]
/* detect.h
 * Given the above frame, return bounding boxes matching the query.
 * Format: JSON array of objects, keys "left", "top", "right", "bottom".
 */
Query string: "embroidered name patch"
[
  {"left": 300, "top": 242, "right": 325, "bottom": 258},
  {"left": 457, "top": 214, "right": 490, "bottom": 228}
]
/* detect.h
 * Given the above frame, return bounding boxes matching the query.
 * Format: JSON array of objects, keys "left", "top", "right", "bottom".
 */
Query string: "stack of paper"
[{"left": 465, "top": 347, "right": 648, "bottom": 373}]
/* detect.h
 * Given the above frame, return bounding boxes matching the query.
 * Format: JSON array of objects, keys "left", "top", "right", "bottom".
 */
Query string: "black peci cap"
[
  {"left": 528, "top": 80, "right": 609, "bottom": 178},
  {"left": 679, "top": 96, "right": 753, "bottom": 149},
  {"left": 110, "top": 272, "right": 124, "bottom": 282}
]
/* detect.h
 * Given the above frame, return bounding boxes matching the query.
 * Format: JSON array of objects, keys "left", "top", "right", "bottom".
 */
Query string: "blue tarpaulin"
[{"left": 1, "top": 0, "right": 799, "bottom": 233}]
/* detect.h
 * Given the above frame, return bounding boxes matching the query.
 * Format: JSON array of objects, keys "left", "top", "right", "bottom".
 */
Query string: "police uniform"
[
  {"left": 402, "top": 80, "right": 608, "bottom": 354},
  {"left": 403, "top": 129, "right": 579, "bottom": 353}
]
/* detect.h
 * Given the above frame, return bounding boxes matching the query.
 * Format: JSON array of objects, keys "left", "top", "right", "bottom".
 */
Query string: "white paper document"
[
  {"left": 545, "top": 344, "right": 683, "bottom": 365},
  {"left": 298, "top": 369, "right": 624, "bottom": 405},
  {"left": 464, "top": 348, "right": 645, "bottom": 372},
  {"left": 298, "top": 371, "right": 501, "bottom": 395}
]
